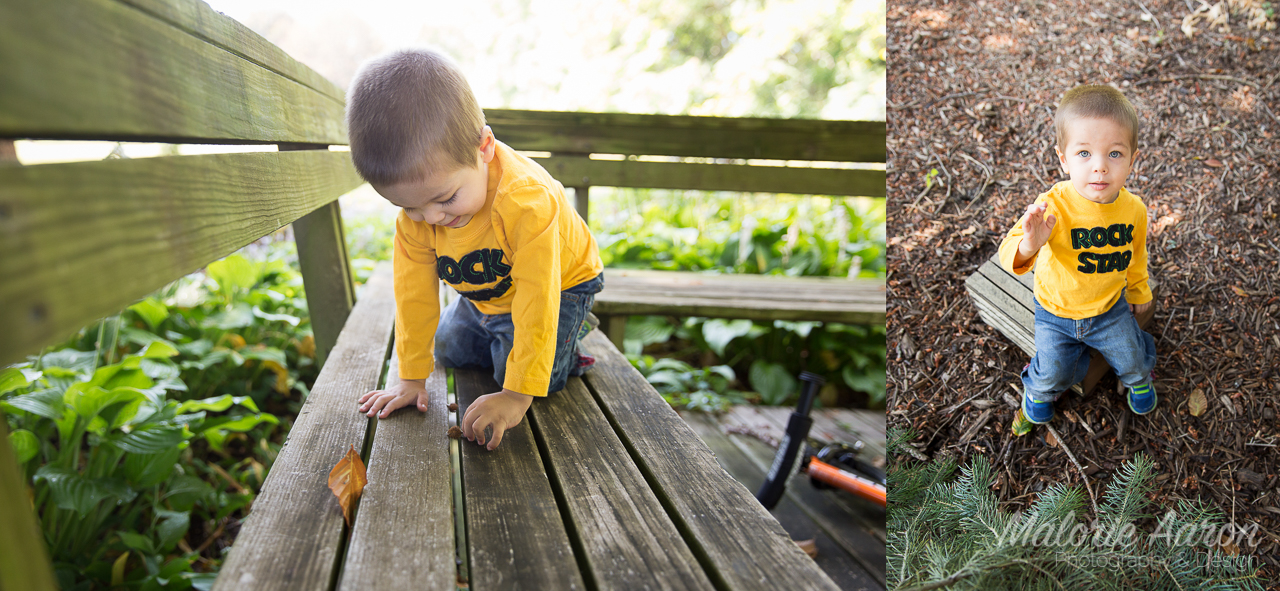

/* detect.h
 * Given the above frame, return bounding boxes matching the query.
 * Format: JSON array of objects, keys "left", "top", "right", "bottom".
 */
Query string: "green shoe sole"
[{"left": 1011, "top": 409, "right": 1035, "bottom": 436}]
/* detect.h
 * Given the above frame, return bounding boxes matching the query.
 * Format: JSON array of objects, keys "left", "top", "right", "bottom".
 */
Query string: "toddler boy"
[
  {"left": 999, "top": 85, "right": 1157, "bottom": 432},
  {"left": 349, "top": 49, "right": 604, "bottom": 450}
]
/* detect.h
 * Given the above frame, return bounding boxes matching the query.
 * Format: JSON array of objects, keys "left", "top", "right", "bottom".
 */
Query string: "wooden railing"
[
  {"left": 487, "top": 109, "right": 885, "bottom": 224},
  {"left": 1, "top": 1, "right": 362, "bottom": 587}
]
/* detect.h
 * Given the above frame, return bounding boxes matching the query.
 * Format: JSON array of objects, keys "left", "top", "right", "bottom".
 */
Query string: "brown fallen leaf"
[
  {"left": 328, "top": 445, "right": 367, "bottom": 526},
  {"left": 448, "top": 426, "right": 463, "bottom": 439},
  {"left": 794, "top": 539, "right": 818, "bottom": 558},
  {"left": 1231, "top": 285, "right": 1249, "bottom": 297},
  {"left": 1046, "top": 430, "right": 1059, "bottom": 447},
  {"left": 1205, "top": 158, "right": 1224, "bottom": 168},
  {"left": 1188, "top": 388, "right": 1208, "bottom": 417}
]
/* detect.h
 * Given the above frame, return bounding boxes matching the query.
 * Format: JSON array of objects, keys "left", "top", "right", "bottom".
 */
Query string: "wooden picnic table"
[{"left": 215, "top": 263, "right": 841, "bottom": 590}]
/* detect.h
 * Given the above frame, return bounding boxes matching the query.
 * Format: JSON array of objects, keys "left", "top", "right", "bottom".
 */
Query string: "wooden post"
[
  {"left": 283, "top": 144, "right": 356, "bottom": 368},
  {"left": 573, "top": 185, "right": 589, "bottom": 226},
  {"left": 0, "top": 140, "right": 18, "bottom": 164},
  {"left": 600, "top": 314, "right": 627, "bottom": 351},
  {"left": 0, "top": 416, "right": 58, "bottom": 591}
]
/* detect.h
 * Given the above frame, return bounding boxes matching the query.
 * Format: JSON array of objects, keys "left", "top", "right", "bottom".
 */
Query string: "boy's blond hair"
[
  {"left": 346, "top": 49, "right": 486, "bottom": 186},
  {"left": 1054, "top": 85, "right": 1139, "bottom": 151}
]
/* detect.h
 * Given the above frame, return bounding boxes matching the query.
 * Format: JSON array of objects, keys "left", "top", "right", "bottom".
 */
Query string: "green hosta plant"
[
  {"left": 631, "top": 356, "right": 746, "bottom": 412},
  {"left": 628, "top": 315, "right": 886, "bottom": 408},
  {"left": 2, "top": 340, "right": 276, "bottom": 590}
]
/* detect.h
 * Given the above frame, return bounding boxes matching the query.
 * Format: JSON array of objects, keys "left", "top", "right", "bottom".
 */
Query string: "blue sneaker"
[
  {"left": 1127, "top": 381, "right": 1157, "bottom": 415},
  {"left": 1021, "top": 391, "right": 1055, "bottom": 425}
]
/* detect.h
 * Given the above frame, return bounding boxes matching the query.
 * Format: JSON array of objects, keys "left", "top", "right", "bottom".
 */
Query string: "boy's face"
[
  {"left": 376, "top": 126, "right": 496, "bottom": 229},
  {"left": 1054, "top": 116, "right": 1138, "bottom": 205}
]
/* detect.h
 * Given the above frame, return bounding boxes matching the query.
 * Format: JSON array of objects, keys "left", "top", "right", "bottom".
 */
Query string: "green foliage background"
[{"left": 3, "top": 243, "right": 315, "bottom": 590}]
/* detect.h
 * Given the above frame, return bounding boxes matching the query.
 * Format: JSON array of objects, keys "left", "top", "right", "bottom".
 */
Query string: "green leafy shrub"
[
  {"left": 2, "top": 239, "right": 314, "bottom": 589},
  {"left": 2, "top": 345, "right": 271, "bottom": 590},
  {"left": 595, "top": 190, "right": 885, "bottom": 278},
  {"left": 631, "top": 356, "right": 745, "bottom": 412},
  {"left": 624, "top": 315, "right": 886, "bottom": 409}
]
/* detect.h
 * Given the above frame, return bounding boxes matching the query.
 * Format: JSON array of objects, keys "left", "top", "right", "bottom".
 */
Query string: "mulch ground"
[{"left": 886, "top": 0, "right": 1280, "bottom": 582}]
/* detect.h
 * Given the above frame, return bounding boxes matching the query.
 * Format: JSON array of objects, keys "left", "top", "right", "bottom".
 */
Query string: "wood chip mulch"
[{"left": 886, "top": 0, "right": 1280, "bottom": 581}]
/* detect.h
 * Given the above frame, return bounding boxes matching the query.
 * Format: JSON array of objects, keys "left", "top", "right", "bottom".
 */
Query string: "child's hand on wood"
[
  {"left": 1131, "top": 301, "right": 1151, "bottom": 316},
  {"left": 358, "top": 378, "right": 429, "bottom": 418},
  {"left": 461, "top": 388, "right": 534, "bottom": 451},
  {"left": 1019, "top": 202, "right": 1057, "bottom": 255}
]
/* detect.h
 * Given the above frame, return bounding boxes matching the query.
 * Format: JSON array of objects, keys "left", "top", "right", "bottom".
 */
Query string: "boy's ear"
[
  {"left": 1054, "top": 145, "right": 1068, "bottom": 175},
  {"left": 479, "top": 125, "right": 496, "bottom": 164}
]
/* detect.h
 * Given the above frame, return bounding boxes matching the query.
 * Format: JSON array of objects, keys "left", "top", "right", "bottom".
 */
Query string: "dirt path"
[{"left": 887, "top": 0, "right": 1279, "bottom": 580}]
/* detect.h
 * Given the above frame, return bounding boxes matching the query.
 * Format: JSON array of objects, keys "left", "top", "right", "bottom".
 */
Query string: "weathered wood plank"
[
  {"left": 293, "top": 200, "right": 356, "bottom": 367},
  {"left": 593, "top": 297, "right": 883, "bottom": 325},
  {"left": 533, "top": 157, "right": 885, "bottom": 197},
  {"left": 528, "top": 379, "right": 715, "bottom": 591},
  {"left": 724, "top": 406, "right": 886, "bottom": 464},
  {"left": 339, "top": 359, "right": 455, "bottom": 591},
  {"left": 0, "top": 0, "right": 347, "bottom": 144},
  {"left": 601, "top": 269, "right": 885, "bottom": 300},
  {"left": 975, "top": 256, "right": 1035, "bottom": 311},
  {"left": 580, "top": 330, "right": 840, "bottom": 590},
  {"left": 0, "top": 418, "right": 58, "bottom": 591},
  {"left": 0, "top": 150, "right": 365, "bottom": 366},
  {"left": 118, "top": 0, "right": 344, "bottom": 103},
  {"left": 214, "top": 264, "right": 396, "bottom": 591},
  {"left": 681, "top": 412, "right": 885, "bottom": 590},
  {"left": 595, "top": 269, "right": 885, "bottom": 325},
  {"left": 455, "top": 370, "right": 585, "bottom": 590},
  {"left": 489, "top": 110, "right": 885, "bottom": 163}
]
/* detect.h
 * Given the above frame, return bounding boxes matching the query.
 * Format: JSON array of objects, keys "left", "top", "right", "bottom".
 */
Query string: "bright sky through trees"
[{"left": 204, "top": 0, "right": 884, "bottom": 120}]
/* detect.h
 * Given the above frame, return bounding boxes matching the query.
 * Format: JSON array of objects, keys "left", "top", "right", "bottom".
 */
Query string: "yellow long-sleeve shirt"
[
  {"left": 393, "top": 141, "right": 603, "bottom": 395},
  {"left": 998, "top": 181, "right": 1152, "bottom": 319}
]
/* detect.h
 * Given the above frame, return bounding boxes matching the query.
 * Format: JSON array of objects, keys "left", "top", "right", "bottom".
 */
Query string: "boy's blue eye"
[
  {"left": 1109, "top": 150, "right": 1123, "bottom": 159},
  {"left": 1077, "top": 150, "right": 1090, "bottom": 158}
]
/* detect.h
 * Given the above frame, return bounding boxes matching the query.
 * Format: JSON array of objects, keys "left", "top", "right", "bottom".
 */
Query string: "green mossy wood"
[
  {"left": 536, "top": 155, "right": 884, "bottom": 197},
  {"left": 0, "top": 0, "right": 347, "bottom": 144},
  {"left": 0, "top": 151, "right": 364, "bottom": 366},
  {"left": 488, "top": 109, "right": 884, "bottom": 162}
]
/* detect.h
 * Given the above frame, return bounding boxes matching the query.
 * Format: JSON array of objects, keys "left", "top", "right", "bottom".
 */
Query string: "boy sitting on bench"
[{"left": 1000, "top": 85, "right": 1157, "bottom": 435}]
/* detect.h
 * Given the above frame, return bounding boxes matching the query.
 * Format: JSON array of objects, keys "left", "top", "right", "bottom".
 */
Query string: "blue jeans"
[
  {"left": 434, "top": 274, "right": 603, "bottom": 394},
  {"left": 1021, "top": 295, "right": 1156, "bottom": 404}
]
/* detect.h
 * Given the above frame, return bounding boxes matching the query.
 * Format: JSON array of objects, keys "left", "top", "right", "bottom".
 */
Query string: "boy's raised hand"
[
  {"left": 1019, "top": 202, "right": 1057, "bottom": 255},
  {"left": 358, "top": 378, "right": 429, "bottom": 419},
  {"left": 460, "top": 388, "right": 535, "bottom": 451}
]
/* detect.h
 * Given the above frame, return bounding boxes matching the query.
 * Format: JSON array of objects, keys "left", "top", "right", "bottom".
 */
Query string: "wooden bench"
[
  {"left": 683, "top": 405, "right": 888, "bottom": 589},
  {"left": 1, "top": 1, "right": 846, "bottom": 588},
  {"left": 486, "top": 110, "right": 888, "bottom": 346},
  {"left": 594, "top": 269, "right": 886, "bottom": 347},
  {"left": 218, "top": 266, "right": 843, "bottom": 589},
  {"left": 965, "top": 253, "right": 1157, "bottom": 395}
]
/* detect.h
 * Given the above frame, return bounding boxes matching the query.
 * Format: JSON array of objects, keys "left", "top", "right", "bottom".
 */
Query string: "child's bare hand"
[
  {"left": 358, "top": 378, "right": 429, "bottom": 419},
  {"left": 461, "top": 388, "right": 534, "bottom": 451},
  {"left": 1020, "top": 202, "right": 1057, "bottom": 254},
  {"left": 1131, "top": 301, "right": 1151, "bottom": 316}
]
